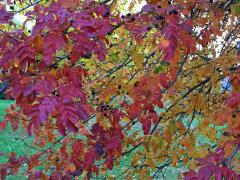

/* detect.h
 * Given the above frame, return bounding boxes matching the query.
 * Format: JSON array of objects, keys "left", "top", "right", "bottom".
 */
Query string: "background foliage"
[{"left": 0, "top": 0, "right": 240, "bottom": 179}]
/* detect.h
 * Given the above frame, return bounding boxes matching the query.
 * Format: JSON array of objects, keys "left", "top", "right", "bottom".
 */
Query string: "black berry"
[
  {"left": 154, "top": 23, "right": 159, "bottom": 28},
  {"left": 172, "top": 9, "right": 178, "bottom": 15},
  {"left": 156, "top": 15, "right": 164, "bottom": 20},
  {"left": 146, "top": 26, "right": 152, "bottom": 31},
  {"left": 104, "top": 11, "right": 110, "bottom": 17}
]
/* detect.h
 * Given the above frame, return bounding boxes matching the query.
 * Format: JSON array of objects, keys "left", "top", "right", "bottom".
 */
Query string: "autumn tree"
[{"left": 0, "top": 0, "right": 240, "bottom": 179}]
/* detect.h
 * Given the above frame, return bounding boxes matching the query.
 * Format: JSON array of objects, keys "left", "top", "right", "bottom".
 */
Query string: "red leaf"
[
  {"left": 106, "top": 136, "right": 121, "bottom": 150},
  {"left": 72, "top": 139, "right": 84, "bottom": 157},
  {"left": 0, "top": 121, "right": 7, "bottom": 131},
  {"left": 139, "top": 114, "right": 152, "bottom": 135},
  {"left": 183, "top": 170, "right": 198, "bottom": 180},
  {"left": 106, "top": 156, "right": 114, "bottom": 170},
  {"left": 28, "top": 153, "right": 41, "bottom": 170},
  {"left": 43, "top": 31, "right": 68, "bottom": 65},
  {"left": 227, "top": 92, "right": 240, "bottom": 108},
  {"left": 0, "top": 8, "right": 13, "bottom": 24},
  {"left": 24, "top": 97, "right": 58, "bottom": 135},
  {"left": 0, "top": 167, "right": 8, "bottom": 180},
  {"left": 83, "top": 150, "right": 96, "bottom": 169},
  {"left": 198, "top": 164, "right": 215, "bottom": 180},
  {"left": 220, "top": 167, "right": 238, "bottom": 179}
]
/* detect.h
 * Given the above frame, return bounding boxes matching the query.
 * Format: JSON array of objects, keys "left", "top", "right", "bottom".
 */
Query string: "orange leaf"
[
  {"left": 32, "top": 35, "right": 44, "bottom": 52},
  {"left": 59, "top": 0, "right": 79, "bottom": 9},
  {"left": 66, "top": 164, "right": 76, "bottom": 172},
  {"left": 159, "top": 39, "right": 170, "bottom": 49}
]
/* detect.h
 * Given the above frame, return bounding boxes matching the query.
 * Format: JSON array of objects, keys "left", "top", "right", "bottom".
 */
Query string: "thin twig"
[
  {"left": 14, "top": 0, "right": 41, "bottom": 14},
  {"left": 0, "top": 29, "right": 19, "bottom": 42},
  {"left": 227, "top": 144, "right": 239, "bottom": 168}
]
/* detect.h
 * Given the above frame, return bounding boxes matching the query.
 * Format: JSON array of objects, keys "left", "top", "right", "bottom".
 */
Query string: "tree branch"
[
  {"left": 14, "top": 0, "right": 41, "bottom": 14},
  {"left": 223, "top": 0, "right": 234, "bottom": 10},
  {"left": 227, "top": 144, "right": 239, "bottom": 168},
  {"left": 0, "top": 81, "right": 9, "bottom": 94}
]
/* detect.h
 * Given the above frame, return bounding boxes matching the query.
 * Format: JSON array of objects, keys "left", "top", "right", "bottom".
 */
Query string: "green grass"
[
  {"left": 0, "top": 100, "right": 35, "bottom": 158},
  {"left": 0, "top": 99, "right": 18, "bottom": 160},
  {"left": 0, "top": 100, "right": 34, "bottom": 179}
]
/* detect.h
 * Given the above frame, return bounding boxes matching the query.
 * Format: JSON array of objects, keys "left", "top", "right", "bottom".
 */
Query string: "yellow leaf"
[
  {"left": 189, "top": 150, "right": 198, "bottom": 159},
  {"left": 145, "top": 159, "right": 155, "bottom": 169},
  {"left": 150, "top": 134, "right": 163, "bottom": 151},
  {"left": 208, "top": 128, "right": 216, "bottom": 142},
  {"left": 150, "top": 136, "right": 159, "bottom": 152},
  {"left": 198, "top": 148, "right": 208, "bottom": 158},
  {"left": 174, "top": 80, "right": 184, "bottom": 90},
  {"left": 122, "top": 116, "right": 130, "bottom": 123},
  {"left": 0, "top": 24, "right": 4, "bottom": 30},
  {"left": 131, "top": 154, "right": 141, "bottom": 166},
  {"left": 139, "top": 169, "right": 148, "bottom": 180},
  {"left": 171, "top": 153, "right": 178, "bottom": 167},
  {"left": 13, "top": 58, "right": 19, "bottom": 68},
  {"left": 231, "top": 3, "right": 240, "bottom": 16},
  {"left": 105, "top": 95, "right": 111, "bottom": 103},
  {"left": 132, "top": 52, "right": 144, "bottom": 70}
]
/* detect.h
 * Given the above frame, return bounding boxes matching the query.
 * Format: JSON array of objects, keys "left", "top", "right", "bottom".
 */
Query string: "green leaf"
[
  {"left": 154, "top": 65, "right": 164, "bottom": 74},
  {"left": 153, "top": 61, "right": 169, "bottom": 74},
  {"left": 231, "top": 3, "right": 240, "bottom": 15}
]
